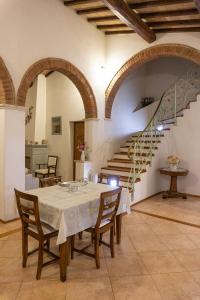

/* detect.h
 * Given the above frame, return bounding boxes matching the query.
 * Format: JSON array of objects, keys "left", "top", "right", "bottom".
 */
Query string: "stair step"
[
  {"left": 101, "top": 166, "right": 146, "bottom": 177},
  {"left": 125, "top": 140, "right": 161, "bottom": 146},
  {"left": 114, "top": 152, "right": 154, "bottom": 158},
  {"left": 108, "top": 159, "right": 150, "bottom": 168},
  {"left": 100, "top": 173, "right": 141, "bottom": 186},
  {"left": 120, "top": 146, "right": 158, "bottom": 153},
  {"left": 131, "top": 134, "right": 164, "bottom": 138}
]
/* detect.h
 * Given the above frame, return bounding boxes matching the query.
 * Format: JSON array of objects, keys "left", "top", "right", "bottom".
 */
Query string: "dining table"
[{"left": 28, "top": 181, "right": 131, "bottom": 281}]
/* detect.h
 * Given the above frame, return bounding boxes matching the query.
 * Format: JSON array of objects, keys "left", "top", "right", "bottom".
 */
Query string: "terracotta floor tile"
[
  {"left": 140, "top": 251, "right": 185, "bottom": 274},
  {"left": 0, "top": 282, "right": 21, "bottom": 300},
  {"left": 152, "top": 272, "right": 200, "bottom": 300},
  {"left": 172, "top": 249, "right": 200, "bottom": 271},
  {"left": 123, "top": 212, "right": 147, "bottom": 225},
  {"left": 105, "top": 253, "right": 148, "bottom": 278},
  {"left": 157, "top": 234, "right": 197, "bottom": 250},
  {"left": 66, "top": 277, "right": 114, "bottom": 300},
  {"left": 126, "top": 223, "right": 154, "bottom": 236},
  {"left": 103, "top": 235, "right": 137, "bottom": 257},
  {"left": 0, "top": 240, "right": 22, "bottom": 258},
  {"left": 68, "top": 253, "right": 109, "bottom": 280},
  {"left": 149, "top": 220, "right": 182, "bottom": 235},
  {"left": 130, "top": 234, "right": 167, "bottom": 252},
  {"left": 111, "top": 275, "right": 162, "bottom": 300},
  {"left": 17, "top": 280, "right": 66, "bottom": 300}
]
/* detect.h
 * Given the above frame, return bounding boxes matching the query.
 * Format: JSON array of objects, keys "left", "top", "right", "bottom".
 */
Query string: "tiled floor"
[
  {"left": 134, "top": 193, "right": 200, "bottom": 227},
  {"left": 0, "top": 219, "right": 21, "bottom": 237},
  {"left": 2, "top": 209, "right": 200, "bottom": 299}
]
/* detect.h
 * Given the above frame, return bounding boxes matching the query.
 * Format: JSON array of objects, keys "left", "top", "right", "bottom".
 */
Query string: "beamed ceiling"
[{"left": 64, "top": 0, "right": 200, "bottom": 43}]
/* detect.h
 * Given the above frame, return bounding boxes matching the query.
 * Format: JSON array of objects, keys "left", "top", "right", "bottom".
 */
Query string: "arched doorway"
[
  {"left": 0, "top": 57, "right": 15, "bottom": 105},
  {"left": 105, "top": 44, "right": 200, "bottom": 119},
  {"left": 17, "top": 58, "right": 97, "bottom": 119}
]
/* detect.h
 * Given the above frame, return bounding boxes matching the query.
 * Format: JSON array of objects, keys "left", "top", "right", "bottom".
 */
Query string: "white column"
[
  {"left": 34, "top": 74, "right": 46, "bottom": 143},
  {"left": 0, "top": 106, "right": 25, "bottom": 221}
]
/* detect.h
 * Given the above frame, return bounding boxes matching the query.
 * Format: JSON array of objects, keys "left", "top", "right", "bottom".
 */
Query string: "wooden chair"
[
  {"left": 14, "top": 189, "right": 59, "bottom": 280},
  {"left": 40, "top": 176, "right": 62, "bottom": 188},
  {"left": 35, "top": 155, "right": 58, "bottom": 178},
  {"left": 72, "top": 187, "right": 122, "bottom": 269},
  {"left": 98, "top": 173, "right": 120, "bottom": 187}
]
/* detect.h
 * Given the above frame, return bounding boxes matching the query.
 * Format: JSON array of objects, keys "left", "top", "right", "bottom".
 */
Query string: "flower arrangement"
[
  {"left": 77, "top": 142, "right": 89, "bottom": 161},
  {"left": 167, "top": 155, "right": 180, "bottom": 170},
  {"left": 77, "top": 142, "right": 86, "bottom": 152}
]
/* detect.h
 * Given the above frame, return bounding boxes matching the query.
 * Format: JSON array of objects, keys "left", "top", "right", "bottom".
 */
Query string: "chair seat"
[
  {"left": 86, "top": 219, "right": 110, "bottom": 232},
  {"left": 35, "top": 168, "right": 55, "bottom": 175},
  {"left": 29, "top": 221, "right": 58, "bottom": 235}
]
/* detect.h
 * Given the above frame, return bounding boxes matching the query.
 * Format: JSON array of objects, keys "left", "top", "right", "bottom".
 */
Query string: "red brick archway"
[
  {"left": 105, "top": 44, "right": 200, "bottom": 119},
  {"left": 0, "top": 57, "right": 15, "bottom": 105},
  {"left": 17, "top": 58, "right": 97, "bottom": 119}
]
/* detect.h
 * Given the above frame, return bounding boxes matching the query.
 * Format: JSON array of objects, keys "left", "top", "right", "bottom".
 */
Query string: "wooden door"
[{"left": 73, "top": 121, "right": 85, "bottom": 179}]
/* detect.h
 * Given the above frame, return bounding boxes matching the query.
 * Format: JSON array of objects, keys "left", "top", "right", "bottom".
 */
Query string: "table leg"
[
  {"left": 170, "top": 176, "right": 177, "bottom": 193},
  {"left": 59, "top": 240, "right": 67, "bottom": 282},
  {"left": 116, "top": 214, "right": 122, "bottom": 244}
]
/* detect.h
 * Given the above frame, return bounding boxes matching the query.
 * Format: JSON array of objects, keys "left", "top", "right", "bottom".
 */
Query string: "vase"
[
  {"left": 80, "top": 150, "right": 85, "bottom": 162},
  {"left": 169, "top": 163, "right": 178, "bottom": 171}
]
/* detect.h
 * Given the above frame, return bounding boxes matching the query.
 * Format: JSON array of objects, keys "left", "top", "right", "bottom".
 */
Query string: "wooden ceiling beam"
[
  {"left": 194, "top": 0, "right": 200, "bottom": 12},
  {"left": 64, "top": 0, "right": 98, "bottom": 6},
  {"left": 101, "top": 0, "right": 156, "bottom": 43},
  {"left": 77, "top": 0, "right": 194, "bottom": 15},
  {"left": 87, "top": 9, "right": 198, "bottom": 23},
  {"left": 97, "top": 19, "right": 200, "bottom": 30},
  {"left": 105, "top": 26, "right": 200, "bottom": 35}
]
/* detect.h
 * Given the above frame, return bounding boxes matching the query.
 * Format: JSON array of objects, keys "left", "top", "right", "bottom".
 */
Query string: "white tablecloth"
[{"left": 29, "top": 182, "right": 131, "bottom": 245}]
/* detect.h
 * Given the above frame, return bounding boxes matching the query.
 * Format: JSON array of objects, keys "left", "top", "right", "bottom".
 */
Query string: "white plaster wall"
[
  {"left": 133, "top": 94, "right": 200, "bottom": 203},
  {"left": 0, "top": 0, "right": 106, "bottom": 116},
  {"left": 0, "top": 108, "right": 25, "bottom": 221},
  {"left": 106, "top": 32, "right": 200, "bottom": 85},
  {"left": 46, "top": 72, "right": 85, "bottom": 180}
]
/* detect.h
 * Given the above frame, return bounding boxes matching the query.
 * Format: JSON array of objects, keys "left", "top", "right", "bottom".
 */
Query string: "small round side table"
[{"left": 159, "top": 168, "right": 189, "bottom": 199}]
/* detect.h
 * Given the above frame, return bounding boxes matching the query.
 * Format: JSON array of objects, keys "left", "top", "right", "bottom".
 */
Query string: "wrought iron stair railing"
[{"left": 128, "top": 64, "right": 200, "bottom": 191}]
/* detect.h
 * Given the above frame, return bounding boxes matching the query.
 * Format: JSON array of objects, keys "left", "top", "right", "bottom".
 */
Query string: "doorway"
[{"left": 73, "top": 121, "right": 85, "bottom": 179}]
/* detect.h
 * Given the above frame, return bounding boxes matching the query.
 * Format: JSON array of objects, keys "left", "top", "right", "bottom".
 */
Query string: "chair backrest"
[
  {"left": 95, "top": 187, "right": 122, "bottom": 229},
  {"left": 14, "top": 189, "right": 44, "bottom": 235},
  {"left": 98, "top": 174, "right": 120, "bottom": 187},
  {"left": 40, "top": 176, "right": 62, "bottom": 188},
  {"left": 48, "top": 155, "right": 58, "bottom": 167}
]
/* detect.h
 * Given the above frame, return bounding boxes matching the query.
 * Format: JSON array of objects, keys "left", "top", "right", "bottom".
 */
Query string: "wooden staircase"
[{"left": 100, "top": 131, "right": 163, "bottom": 188}]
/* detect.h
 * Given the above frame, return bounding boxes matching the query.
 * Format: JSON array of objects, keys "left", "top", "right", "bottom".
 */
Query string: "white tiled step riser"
[
  {"left": 108, "top": 161, "right": 134, "bottom": 168},
  {"left": 113, "top": 154, "right": 151, "bottom": 160},
  {"left": 102, "top": 178, "right": 130, "bottom": 188},
  {"left": 120, "top": 147, "right": 156, "bottom": 153},
  {"left": 101, "top": 169, "right": 132, "bottom": 177}
]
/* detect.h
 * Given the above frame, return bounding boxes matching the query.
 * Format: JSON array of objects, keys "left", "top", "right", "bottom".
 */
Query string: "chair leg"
[
  {"left": 94, "top": 233, "right": 100, "bottom": 269},
  {"left": 36, "top": 240, "right": 44, "bottom": 280},
  {"left": 22, "top": 230, "right": 28, "bottom": 268},
  {"left": 110, "top": 226, "right": 115, "bottom": 258},
  {"left": 78, "top": 232, "right": 83, "bottom": 240}
]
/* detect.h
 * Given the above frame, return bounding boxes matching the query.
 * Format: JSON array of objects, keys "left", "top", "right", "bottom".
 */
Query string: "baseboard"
[
  {"left": 0, "top": 217, "right": 20, "bottom": 224},
  {"left": 133, "top": 209, "right": 200, "bottom": 228},
  {"left": 131, "top": 191, "right": 162, "bottom": 207},
  {"left": 0, "top": 228, "right": 21, "bottom": 238}
]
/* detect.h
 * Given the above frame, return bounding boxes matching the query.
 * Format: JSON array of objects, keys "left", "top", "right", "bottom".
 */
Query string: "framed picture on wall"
[{"left": 52, "top": 116, "right": 62, "bottom": 135}]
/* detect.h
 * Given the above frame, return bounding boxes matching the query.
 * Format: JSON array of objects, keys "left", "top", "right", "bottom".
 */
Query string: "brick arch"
[
  {"left": 17, "top": 58, "right": 97, "bottom": 119},
  {"left": 105, "top": 44, "right": 200, "bottom": 119},
  {"left": 0, "top": 57, "right": 15, "bottom": 105}
]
